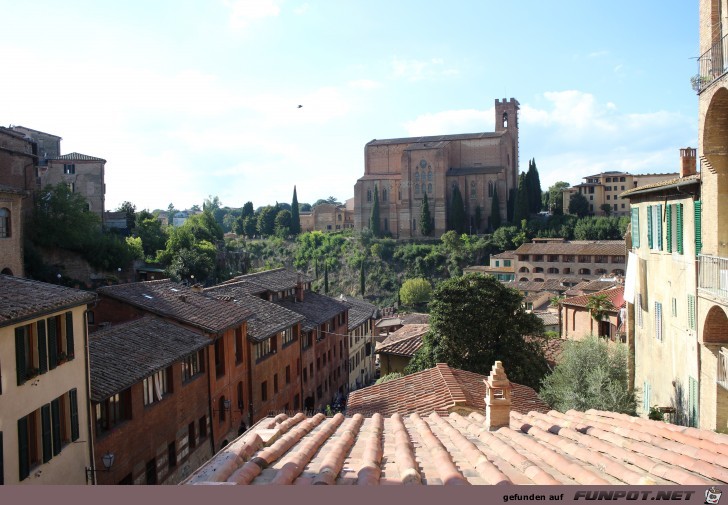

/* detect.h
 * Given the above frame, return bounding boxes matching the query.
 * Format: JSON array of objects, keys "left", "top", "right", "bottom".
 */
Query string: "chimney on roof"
[
  {"left": 680, "top": 147, "right": 697, "bottom": 178},
  {"left": 190, "top": 283, "right": 203, "bottom": 293},
  {"left": 484, "top": 361, "right": 512, "bottom": 431}
]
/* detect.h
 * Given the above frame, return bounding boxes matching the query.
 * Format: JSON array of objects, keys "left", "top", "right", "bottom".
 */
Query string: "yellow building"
[
  {"left": 696, "top": 0, "right": 728, "bottom": 432},
  {"left": 0, "top": 275, "right": 96, "bottom": 484}
]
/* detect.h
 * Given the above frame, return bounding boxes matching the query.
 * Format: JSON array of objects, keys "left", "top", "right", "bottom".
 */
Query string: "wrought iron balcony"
[
  {"left": 694, "top": 34, "right": 728, "bottom": 93},
  {"left": 698, "top": 254, "right": 728, "bottom": 300},
  {"left": 719, "top": 347, "right": 728, "bottom": 391}
]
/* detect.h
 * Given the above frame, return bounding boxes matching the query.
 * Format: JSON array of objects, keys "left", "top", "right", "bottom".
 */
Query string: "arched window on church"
[
  {"left": 0, "top": 208, "right": 9, "bottom": 238},
  {"left": 415, "top": 183, "right": 420, "bottom": 194},
  {"left": 427, "top": 183, "right": 432, "bottom": 194},
  {"left": 427, "top": 170, "right": 432, "bottom": 181},
  {"left": 382, "top": 189, "right": 388, "bottom": 202},
  {"left": 366, "top": 189, "right": 372, "bottom": 202},
  {"left": 488, "top": 181, "right": 494, "bottom": 198},
  {"left": 470, "top": 183, "right": 477, "bottom": 199},
  {"left": 415, "top": 170, "right": 420, "bottom": 183},
  {"left": 502, "top": 112, "right": 508, "bottom": 128}
]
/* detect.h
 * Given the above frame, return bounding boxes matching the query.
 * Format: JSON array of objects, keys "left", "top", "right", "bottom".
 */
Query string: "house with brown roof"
[
  {"left": 0, "top": 275, "right": 96, "bottom": 484},
  {"left": 43, "top": 152, "right": 107, "bottom": 219},
  {"left": 377, "top": 323, "right": 429, "bottom": 375},
  {"left": 338, "top": 295, "right": 378, "bottom": 392},
  {"left": 92, "top": 279, "right": 253, "bottom": 453},
  {"left": 346, "top": 363, "right": 549, "bottom": 417},
  {"left": 183, "top": 360, "right": 728, "bottom": 486},
  {"left": 464, "top": 250, "right": 516, "bottom": 282},
  {"left": 560, "top": 286, "right": 625, "bottom": 342},
  {"left": 89, "top": 317, "right": 211, "bottom": 484}
]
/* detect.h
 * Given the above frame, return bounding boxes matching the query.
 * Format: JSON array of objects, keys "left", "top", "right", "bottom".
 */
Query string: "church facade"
[{"left": 353, "top": 98, "right": 520, "bottom": 238}]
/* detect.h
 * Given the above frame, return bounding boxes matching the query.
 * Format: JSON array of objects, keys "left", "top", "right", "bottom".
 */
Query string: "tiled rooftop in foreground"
[{"left": 184, "top": 362, "right": 728, "bottom": 486}]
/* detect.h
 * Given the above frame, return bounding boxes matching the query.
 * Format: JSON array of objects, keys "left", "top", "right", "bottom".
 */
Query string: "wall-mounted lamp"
[
  {"left": 85, "top": 451, "right": 115, "bottom": 484},
  {"left": 214, "top": 399, "right": 232, "bottom": 414}
]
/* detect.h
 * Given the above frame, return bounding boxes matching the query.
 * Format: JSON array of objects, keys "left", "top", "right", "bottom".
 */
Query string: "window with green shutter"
[
  {"left": 47, "top": 317, "right": 57, "bottom": 370},
  {"left": 647, "top": 205, "right": 653, "bottom": 249},
  {"left": 65, "top": 312, "right": 75, "bottom": 359},
  {"left": 15, "top": 327, "right": 26, "bottom": 386},
  {"left": 655, "top": 301, "right": 663, "bottom": 341},
  {"left": 51, "top": 399, "right": 61, "bottom": 456},
  {"left": 17, "top": 416, "right": 29, "bottom": 481},
  {"left": 70, "top": 389, "right": 79, "bottom": 442},
  {"left": 631, "top": 207, "right": 640, "bottom": 248},
  {"left": 688, "top": 376, "right": 699, "bottom": 428},
  {"left": 41, "top": 404, "right": 52, "bottom": 464},
  {"left": 37, "top": 320, "right": 47, "bottom": 375},
  {"left": 688, "top": 294, "right": 696, "bottom": 330},
  {"left": 676, "top": 203, "right": 684, "bottom": 254},
  {"left": 694, "top": 201, "right": 702, "bottom": 255},
  {"left": 656, "top": 204, "right": 663, "bottom": 251},
  {"left": 666, "top": 204, "right": 673, "bottom": 252},
  {"left": 0, "top": 431, "right": 4, "bottom": 485}
]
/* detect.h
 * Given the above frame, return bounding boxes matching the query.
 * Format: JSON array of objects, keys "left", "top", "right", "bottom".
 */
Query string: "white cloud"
[
  {"left": 223, "top": 0, "right": 281, "bottom": 29},
  {"left": 348, "top": 79, "right": 383, "bottom": 89},
  {"left": 588, "top": 50, "right": 609, "bottom": 58},
  {"left": 403, "top": 109, "right": 491, "bottom": 136}
]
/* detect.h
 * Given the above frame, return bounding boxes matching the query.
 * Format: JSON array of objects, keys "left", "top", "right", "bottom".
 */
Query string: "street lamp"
[{"left": 85, "top": 451, "right": 115, "bottom": 484}]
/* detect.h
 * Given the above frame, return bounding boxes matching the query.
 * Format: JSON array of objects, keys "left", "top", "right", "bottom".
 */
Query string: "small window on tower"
[{"left": 502, "top": 112, "right": 508, "bottom": 128}]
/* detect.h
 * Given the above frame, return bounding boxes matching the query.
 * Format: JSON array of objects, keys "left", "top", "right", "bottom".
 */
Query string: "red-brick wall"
[{"left": 93, "top": 359, "right": 211, "bottom": 485}]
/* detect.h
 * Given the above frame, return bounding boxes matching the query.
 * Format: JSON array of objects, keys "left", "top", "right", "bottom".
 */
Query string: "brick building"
[
  {"left": 0, "top": 185, "right": 26, "bottom": 276},
  {"left": 560, "top": 285, "right": 625, "bottom": 342},
  {"left": 0, "top": 275, "right": 96, "bottom": 484},
  {"left": 299, "top": 202, "right": 355, "bottom": 233},
  {"left": 338, "top": 295, "right": 377, "bottom": 392},
  {"left": 89, "top": 317, "right": 211, "bottom": 485},
  {"left": 354, "top": 98, "right": 519, "bottom": 238},
  {"left": 91, "top": 280, "right": 253, "bottom": 453}
]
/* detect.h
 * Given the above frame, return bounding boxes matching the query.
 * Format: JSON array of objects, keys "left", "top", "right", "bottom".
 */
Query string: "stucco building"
[
  {"left": 694, "top": 0, "right": 728, "bottom": 432},
  {"left": 0, "top": 275, "right": 96, "bottom": 484},
  {"left": 299, "top": 203, "right": 355, "bottom": 233},
  {"left": 464, "top": 250, "right": 516, "bottom": 282},
  {"left": 563, "top": 171, "right": 679, "bottom": 217},
  {"left": 0, "top": 185, "right": 26, "bottom": 277},
  {"left": 338, "top": 295, "right": 377, "bottom": 391},
  {"left": 354, "top": 98, "right": 520, "bottom": 238}
]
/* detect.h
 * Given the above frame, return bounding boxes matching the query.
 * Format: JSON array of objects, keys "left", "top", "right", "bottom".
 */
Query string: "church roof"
[{"left": 367, "top": 131, "right": 504, "bottom": 147}]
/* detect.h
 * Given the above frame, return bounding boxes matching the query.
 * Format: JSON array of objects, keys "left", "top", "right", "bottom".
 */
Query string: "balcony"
[
  {"left": 719, "top": 347, "right": 728, "bottom": 391},
  {"left": 694, "top": 34, "right": 728, "bottom": 93},
  {"left": 698, "top": 255, "right": 728, "bottom": 301}
]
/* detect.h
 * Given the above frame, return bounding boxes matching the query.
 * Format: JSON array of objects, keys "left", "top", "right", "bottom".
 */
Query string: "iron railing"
[
  {"left": 695, "top": 33, "right": 728, "bottom": 93},
  {"left": 698, "top": 254, "right": 728, "bottom": 300},
  {"left": 719, "top": 347, "right": 728, "bottom": 391}
]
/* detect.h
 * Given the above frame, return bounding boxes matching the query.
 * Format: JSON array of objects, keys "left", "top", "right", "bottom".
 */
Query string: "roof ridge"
[{"left": 435, "top": 363, "right": 468, "bottom": 406}]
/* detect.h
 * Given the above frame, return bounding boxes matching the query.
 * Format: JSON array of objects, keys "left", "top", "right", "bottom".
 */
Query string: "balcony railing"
[
  {"left": 719, "top": 347, "right": 728, "bottom": 391},
  {"left": 695, "top": 33, "right": 728, "bottom": 93},
  {"left": 698, "top": 254, "right": 728, "bottom": 300}
]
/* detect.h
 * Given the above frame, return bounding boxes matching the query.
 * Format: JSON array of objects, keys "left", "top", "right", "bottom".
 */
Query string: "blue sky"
[{"left": 1, "top": 1, "right": 699, "bottom": 212}]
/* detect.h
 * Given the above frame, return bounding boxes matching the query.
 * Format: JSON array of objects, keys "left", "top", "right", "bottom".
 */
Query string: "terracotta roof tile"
[
  {"left": 275, "top": 291, "right": 348, "bottom": 332},
  {"left": 0, "top": 275, "right": 96, "bottom": 327},
  {"left": 562, "top": 286, "right": 625, "bottom": 309},
  {"left": 185, "top": 404, "right": 728, "bottom": 485},
  {"left": 226, "top": 268, "right": 313, "bottom": 293},
  {"left": 97, "top": 279, "right": 251, "bottom": 334},
  {"left": 515, "top": 241, "right": 626, "bottom": 256},
  {"left": 377, "top": 324, "right": 429, "bottom": 357},
  {"left": 337, "top": 295, "right": 377, "bottom": 330}
]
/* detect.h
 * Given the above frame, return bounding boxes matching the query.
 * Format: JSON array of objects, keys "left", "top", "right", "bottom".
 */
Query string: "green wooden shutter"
[
  {"left": 47, "top": 317, "right": 57, "bottom": 370},
  {"left": 51, "top": 399, "right": 61, "bottom": 456},
  {"left": 41, "top": 404, "right": 52, "bottom": 463},
  {"left": 647, "top": 205, "right": 653, "bottom": 249},
  {"left": 37, "top": 320, "right": 47, "bottom": 375},
  {"left": 688, "top": 376, "right": 699, "bottom": 428},
  {"left": 657, "top": 205, "right": 663, "bottom": 251},
  {"left": 65, "top": 312, "right": 75, "bottom": 359},
  {"left": 666, "top": 204, "right": 672, "bottom": 252},
  {"left": 694, "top": 201, "right": 702, "bottom": 255},
  {"left": 15, "top": 327, "right": 26, "bottom": 386},
  {"left": 677, "top": 203, "right": 684, "bottom": 254},
  {"left": 631, "top": 208, "right": 640, "bottom": 248},
  {"left": 17, "top": 417, "right": 29, "bottom": 481},
  {"left": 69, "top": 389, "right": 79, "bottom": 442},
  {"left": 688, "top": 294, "right": 696, "bottom": 330},
  {"left": 0, "top": 431, "right": 4, "bottom": 485}
]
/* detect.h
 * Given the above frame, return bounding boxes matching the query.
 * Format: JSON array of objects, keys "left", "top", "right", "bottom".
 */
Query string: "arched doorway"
[
  {"left": 702, "top": 304, "right": 728, "bottom": 431},
  {"left": 702, "top": 87, "right": 728, "bottom": 256},
  {"left": 1, "top": 268, "right": 12, "bottom": 276}
]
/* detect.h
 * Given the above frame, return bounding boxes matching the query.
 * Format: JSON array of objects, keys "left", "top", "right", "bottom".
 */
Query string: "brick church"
[{"left": 353, "top": 98, "right": 520, "bottom": 238}]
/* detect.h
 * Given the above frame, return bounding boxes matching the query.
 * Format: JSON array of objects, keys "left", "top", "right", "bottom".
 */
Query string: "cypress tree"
[
  {"left": 290, "top": 186, "right": 301, "bottom": 235},
  {"left": 513, "top": 172, "right": 530, "bottom": 225},
  {"left": 474, "top": 206, "right": 482, "bottom": 233},
  {"left": 527, "top": 158, "right": 542, "bottom": 213},
  {"left": 420, "top": 192, "right": 433, "bottom": 236},
  {"left": 490, "top": 188, "right": 501, "bottom": 230},
  {"left": 360, "top": 259, "right": 365, "bottom": 296},
  {"left": 507, "top": 188, "right": 516, "bottom": 223},
  {"left": 449, "top": 186, "right": 466, "bottom": 234},
  {"left": 324, "top": 262, "right": 329, "bottom": 294},
  {"left": 370, "top": 185, "right": 381, "bottom": 237}
]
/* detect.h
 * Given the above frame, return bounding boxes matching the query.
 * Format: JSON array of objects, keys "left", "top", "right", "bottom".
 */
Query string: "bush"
[{"left": 399, "top": 278, "right": 433, "bottom": 308}]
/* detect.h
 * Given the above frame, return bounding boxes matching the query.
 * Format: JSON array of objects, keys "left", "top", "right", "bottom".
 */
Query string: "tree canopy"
[
  {"left": 540, "top": 335, "right": 636, "bottom": 414},
  {"left": 546, "top": 181, "right": 570, "bottom": 215},
  {"left": 290, "top": 186, "right": 301, "bottom": 235},
  {"left": 399, "top": 278, "right": 433, "bottom": 308},
  {"left": 513, "top": 172, "right": 530, "bottom": 225},
  {"left": 405, "top": 273, "right": 548, "bottom": 389},
  {"left": 568, "top": 192, "right": 590, "bottom": 218},
  {"left": 449, "top": 186, "right": 466, "bottom": 234}
]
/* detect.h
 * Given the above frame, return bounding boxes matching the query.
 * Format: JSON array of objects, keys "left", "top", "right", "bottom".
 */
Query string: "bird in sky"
[{"left": 297, "top": 105, "right": 303, "bottom": 108}]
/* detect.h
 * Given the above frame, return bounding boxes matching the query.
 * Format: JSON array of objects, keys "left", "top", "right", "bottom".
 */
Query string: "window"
[
  {"left": 637, "top": 294, "right": 644, "bottom": 328},
  {"left": 533, "top": 255, "right": 543, "bottom": 262},
  {"left": 282, "top": 327, "right": 294, "bottom": 346},
  {"left": 95, "top": 390, "right": 131, "bottom": 435},
  {"left": 382, "top": 189, "right": 388, "bottom": 202},
  {"left": 254, "top": 338, "right": 274, "bottom": 360},
  {"left": 563, "top": 255, "right": 574, "bottom": 263},
  {"left": 63, "top": 164, "right": 75, "bottom": 175},
  {"left": 666, "top": 203, "right": 684, "bottom": 254},
  {"left": 548, "top": 255, "right": 559, "bottom": 262},
  {"left": 214, "top": 338, "right": 225, "bottom": 378},
  {"left": 146, "top": 458, "right": 157, "bottom": 485},
  {"left": 620, "top": 177, "right": 626, "bottom": 182},
  {"left": 366, "top": 189, "right": 372, "bottom": 202},
  {"left": 470, "top": 184, "right": 476, "bottom": 199},
  {"left": 613, "top": 204, "right": 617, "bottom": 211},
  {"left": 688, "top": 376, "right": 699, "bottom": 427},
  {"left": 218, "top": 396, "right": 226, "bottom": 423},
  {"left": 642, "top": 381, "right": 651, "bottom": 413},
  {"left": 695, "top": 201, "right": 702, "bottom": 255},
  {"left": 688, "top": 294, "right": 696, "bottom": 330},
  {"left": 261, "top": 381, "right": 268, "bottom": 402},
  {"left": 168, "top": 441, "right": 177, "bottom": 468},
  {"left": 594, "top": 255, "right": 607, "bottom": 263},
  {"left": 607, "top": 195, "right": 610, "bottom": 200},
  {"left": 237, "top": 381, "right": 244, "bottom": 410},
  {"left": 286, "top": 365, "right": 291, "bottom": 384},
  {"left": 143, "top": 368, "right": 171, "bottom": 406},
  {"left": 427, "top": 183, "right": 432, "bottom": 194},
  {"left": 188, "top": 422, "right": 196, "bottom": 449},
  {"left": 415, "top": 183, "right": 420, "bottom": 194},
  {"left": 631, "top": 207, "right": 640, "bottom": 248},
  {"left": 0, "top": 208, "right": 9, "bottom": 238},
  {"left": 199, "top": 416, "right": 207, "bottom": 440},
  {"left": 302, "top": 331, "right": 311, "bottom": 349},
  {"left": 182, "top": 350, "right": 204, "bottom": 382},
  {"left": 578, "top": 255, "right": 591, "bottom": 263},
  {"left": 647, "top": 205, "right": 663, "bottom": 251},
  {"left": 672, "top": 298, "right": 677, "bottom": 318},
  {"left": 235, "top": 328, "right": 243, "bottom": 364},
  {"left": 303, "top": 367, "right": 308, "bottom": 383}
]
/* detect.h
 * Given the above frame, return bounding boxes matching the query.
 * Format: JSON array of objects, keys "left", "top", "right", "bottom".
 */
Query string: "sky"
[{"left": 1, "top": 1, "right": 699, "bottom": 212}]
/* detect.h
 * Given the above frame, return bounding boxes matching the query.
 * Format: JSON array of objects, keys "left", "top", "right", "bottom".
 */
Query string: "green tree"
[
  {"left": 420, "top": 192, "right": 433, "bottom": 236},
  {"left": 290, "top": 186, "right": 301, "bottom": 235},
  {"left": 492, "top": 225, "right": 518, "bottom": 251},
  {"left": 405, "top": 274, "right": 548, "bottom": 389},
  {"left": 274, "top": 209, "right": 292, "bottom": 238},
  {"left": 30, "top": 184, "right": 101, "bottom": 249},
  {"left": 600, "top": 203, "right": 613, "bottom": 216},
  {"left": 117, "top": 201, "right": 137, "bottom": 230},
  {"left": 300, "top": 202, "right": 312, "bottom": 212},
  {"left": 257, "top": 206, "right": 277, "bottom": 237},
  {"left": 540, "top": 335, "right": 636, "bottom": 414},
  {"left": 513, "top": 172, "right": 530, "bottom": 225},
  {"left": 134, "top": 213, "right": 168, "bottom": 259},
  {"left": 370, "top": 185, "right": 381, "bottom": 237},
  {"left": 167, "top": 203, "right": 177, "bottom": 226},
  {"left": 490, "top": 188, "right": 501, "bottom": 230},
  {"left": 360, "top": 259, "right": 366, "bottom": 296},
  {"left": 324, "top": 262, "right": 329, "bottom": 294},
  {"left": 449, "top": 186, "right": 466, "bottom": 234},
  {"left": 242, "top": 201, "right": 254, "bottom": 219},
  {"left": 586, "top": 293, "right": 615, "bottom": 336},
  {"left": 547, "top": 181, "right": 570, "bottom": 215},
  {"left": 568, "top": 192, "right": 590, "bottom": 218},
  {"left": 242, "top": 215, "right": 257, "bottom": 238},
  {"left": 375, "top": 372, "right": 404, "bottom": 385},
  {"left": 399, "top": 278, "right": 433, "bottom": 308},
  {"left": 527, "top": 158, "right": 542, "bottom": 213}
]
